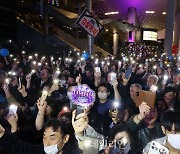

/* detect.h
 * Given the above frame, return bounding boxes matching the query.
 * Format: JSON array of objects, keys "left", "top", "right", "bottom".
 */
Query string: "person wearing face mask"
[
  {"left": 0, "top": 118, "right": 81, "bottom": 154},
  {"left": 127, "top": 102, "right": 164, "bottom": 153},
  {"left": 88, "top": 81, "right": 121, "bottom": 137},
  {"left": 143, "top": 110, "right": 180, "bottom": 154},
  {"left": 104, "top": 122, "right": 131, "bottom": 154}
]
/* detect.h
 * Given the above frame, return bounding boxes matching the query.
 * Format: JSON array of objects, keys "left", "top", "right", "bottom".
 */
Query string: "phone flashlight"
[
  {"left": 63, "top": 107, "right": 69, "bottom": 112},
  {"left": 53, "top": 79, "right": 59, "bottom": 85},
  {"left": 38, "top": 63, "right": 42, "bottom": 66},
  {"left": 153, "top": 65, "right": 157, "bottom": 70},
  {"left": 150, "top": 85, "right": 158, "bottom": 92},
  {"left": 32, "top": 61, "right": 36, "bottom": 65},
  {"left": 28, "top": 56, "right": 33, "bottom": 59},
  {"left": 113, "top": 101, "right": 119, "bottom": 109},
  {"left": 9, "top": 104, "right": 18, "bottom": 115},
  {"left": 84, "top": 139, "right": 91, "bottom": 147},
  {"left": 163, "top": 75, "right": 168, "bottom": 81}
]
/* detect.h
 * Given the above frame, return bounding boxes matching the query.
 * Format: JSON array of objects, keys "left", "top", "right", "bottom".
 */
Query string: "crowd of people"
[{"left": 0, "top": 43, "right": 179, "bottom": 154}]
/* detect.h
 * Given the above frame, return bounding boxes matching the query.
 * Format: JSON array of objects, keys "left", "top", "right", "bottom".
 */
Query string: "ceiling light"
[
  {"left": 105, "top": 11, "right": 119, "bottom": 15},
  {"left": 162, "top": 12, "right": 166, "bottom": 15},
  {"left": 145, "top": 11, "right": 155, "bottom": 14}
]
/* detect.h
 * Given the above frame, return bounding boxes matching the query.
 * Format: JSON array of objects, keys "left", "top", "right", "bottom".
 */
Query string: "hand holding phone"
[
  {"left": 9, "top": 104, "right": 18, "bottom": 115},
  {"left": 125, "top": 67, "right": 132, "bottom": 79},
  {"left": 40, "top": 90, "right": 48, "bottom": 105},
  {"left": 75, "top": 105, "right": 84, "bottom": 120},
  {"left": 110, "top": 72, "right": 117, "bottom": 83},
  {"left": 18, "top": 78, "right": 22, "bottom": 89}
]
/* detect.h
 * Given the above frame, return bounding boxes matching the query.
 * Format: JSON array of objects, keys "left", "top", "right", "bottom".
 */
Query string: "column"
[
  {"left": 173, "top": 13, "right": 180, "bottom": 54},
  {"left": 44, "top": 13, "right": 49, "bottom": 35},
  {"left": 178, "top": 33, "right": 180, "bottom": 54},
  {"left": 164, "top": 0, "right": 176, "bottom": 57},
  {"left": 40, "top": 0, "right": 44, "bottom": 19},
  {"left": 113, "top": 32, "right": 118, "bottom": 56},
  {"left": 128, "top": 7, "right": 136, "bottom": 42},
  {"left": 86, "top": 0, "right": 94, "bottom": 55}
]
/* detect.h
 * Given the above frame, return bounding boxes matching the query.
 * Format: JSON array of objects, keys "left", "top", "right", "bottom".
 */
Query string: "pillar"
[
  {"left": 178, "top": 33, "right": 180, "bottom": 54},
  {"left": 113, "top": 32, "right": 118, "bottom": 56},
  {"left": 128, "top": 7, "right": 136, "bottom": 42},
  {"left": 40, "top": 0, "right": 44, "bottom": 19},
  {"left": 173, "top": 13, "right": 180, "bottom": 54},
  {"left": 44, "top": 13, "right": 49, "bottom": 35},
  {"left": 164, "top": 0, "right": 176, "bottom": 57},
  {"left": 86, "top": 0, "right": 94, "bottom": 55}
]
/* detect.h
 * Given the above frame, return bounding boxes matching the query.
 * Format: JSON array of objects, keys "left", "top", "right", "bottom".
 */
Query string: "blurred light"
[
  {"left": 145, "top": 11, "right": 155, "bottom": 14},
  {"left": 105, "top": 11, "right": 119, "bottom": 15},
  {"left": 113, "top": 101, "right": 119, "bottom": 108},
  {"left": 162, "top": 12, "right": 166, "bottom": 15},
  {"left": 84, "top": 139, "right": 91, "bottom": 147}
]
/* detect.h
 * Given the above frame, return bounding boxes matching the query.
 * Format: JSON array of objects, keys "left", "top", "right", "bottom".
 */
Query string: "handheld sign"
[
  {"left": 76, "top": 9, "right": 104, "bottom": 37},
  {"left": 71, "top": 84, "right": 96, "bottom": 107}
]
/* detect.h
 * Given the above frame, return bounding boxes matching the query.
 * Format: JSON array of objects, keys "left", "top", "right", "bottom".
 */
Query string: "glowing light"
[
  {"left": 105, "top": 11, "right": 119, "bottom": 15},
  {"left": 162, "top": 12, "right": 166, "bottom": 15},
  {"left": 145, "top": 11, "right": 155, "bottom": 14}
]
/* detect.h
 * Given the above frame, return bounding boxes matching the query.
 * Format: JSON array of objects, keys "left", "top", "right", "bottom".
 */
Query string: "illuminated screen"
[{"left": 143, "top": 31, "right": 157, "bottom": 41}]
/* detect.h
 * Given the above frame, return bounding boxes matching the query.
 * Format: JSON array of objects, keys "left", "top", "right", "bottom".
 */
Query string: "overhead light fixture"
[
  {"left": 162, "top": 12, "right": 166, "bottom": 15},
  {"left": 106, "top": 29, "right": 108, "bottom": 32},
  {"left": 105, "top": 11, "right": 119, "bottom": 15},
  {"left": 145, "top": 11, "right": 155, "bottom": 14}
]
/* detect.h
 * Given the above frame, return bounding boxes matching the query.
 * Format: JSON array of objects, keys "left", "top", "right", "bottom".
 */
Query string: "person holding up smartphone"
[
  {"left": 143, "top": 110, "right": 180, "bottom": 154},
  {"left": 127, "top": 102, "right": 164, "bottom": 153}
]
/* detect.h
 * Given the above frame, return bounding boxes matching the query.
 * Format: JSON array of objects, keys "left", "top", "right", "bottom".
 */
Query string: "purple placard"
[{"left": 72, "top": 84, "right": 96, "bottom": 107}]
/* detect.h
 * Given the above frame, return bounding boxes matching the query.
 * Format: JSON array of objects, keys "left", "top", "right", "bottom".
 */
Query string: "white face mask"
[
  {"left": 167, "top": 134, "right": 180, "bottom": 149},
  {"left": 61, "top": 80, "right": 66, "bottom": 85},
  {"left": 67, "top": 92, "right": 72, "bottom": 99},
  {"left": 98, "top": 92, "right": 108, "bottom": 100},
  {"left": 44, "top": 139, "right": 63, "bottom": 154}
]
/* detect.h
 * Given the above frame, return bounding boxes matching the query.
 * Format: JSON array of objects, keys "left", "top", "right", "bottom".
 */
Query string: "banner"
[
  {"left": 71, "top": 84, "right": 96, "bottom": 107},
  {"left": 76, "top": 9, "right": 104, "bottom": 37}
]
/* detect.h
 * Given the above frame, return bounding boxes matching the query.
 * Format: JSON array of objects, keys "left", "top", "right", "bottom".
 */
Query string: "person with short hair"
[
  {"left": 0, "top": 118, "right": 80, "bottom": 154},
  {"left": 143, "top": 110, "right": 180, "bottom": 154}
]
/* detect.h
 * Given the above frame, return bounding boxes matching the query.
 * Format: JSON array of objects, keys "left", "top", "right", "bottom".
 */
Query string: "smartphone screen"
[
  {"left": 19, "top": 77, "right": 22, "bottom": 89},
  {"left": 110, "top": 73, "right": 117, "bottom": 82},
  {"left": 95, "top": 67, "right": 101, "bottom": 73},
  {"left": 125, "top": 67, "right": 132, "bottom": 79},
  {"left": 75, "top": 105, "right": 84, "bottom": 120},
  {"left": 9, "top": 104, "right": 18, "bottom": 115}
]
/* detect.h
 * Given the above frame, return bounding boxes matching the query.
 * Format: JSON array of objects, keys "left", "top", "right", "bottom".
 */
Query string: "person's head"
[
  {"left": 160, "top": 110, "right": 180, "bottom": 149},
  {"left": 0, "top": 70, "right": 7, "bottom": 84},
  {"left": 154, "top": 98, "right": 167, "bottom": 117},
  {"left": 157, "top": 67, "right": 163, "bottom": 75},
  {"left": 43, "top": 119, "right": 70, "bottom": 153},
  {"left": 143, "top": 108, "right": 158, "bottom": 126},
  {"left": 163, "top": 86, "right": 176, "bottom": 106},
  {"left": 147, "top": 75, "right": 158, "bottom": 88},
  {"left": 67, "top": 75, "right": 75, "bottom": 86},
  {"left": 0, "top": 56, "right": 5, "bottom": 70},
  {"left": 85, "top": 66, "right": 93, "bottom": 78},
  {"left": 40, "top": 67, "right": 52, "bottom": 81},
  {"left": 108, "top": 122, "right": 131, "bottom": 154},
  {"left": 45, "top": 98, "right": 62, "bottom": 118},
  {"left": 97, "top": 82, "right": 111, "bottom": 102},
  {"left": 130, "top": 83, "right": 142, "bottom": 100},
  {"left": 109, "top": 103, "right": 129, "bottom": 123},
  {"left": 173, "top": 74, "right": 180, "bottom": 85}
]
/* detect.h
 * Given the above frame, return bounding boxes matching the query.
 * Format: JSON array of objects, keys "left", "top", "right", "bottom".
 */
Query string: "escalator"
[{"left": 16, "top": 10, "right": 112, "bottom": 57}]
